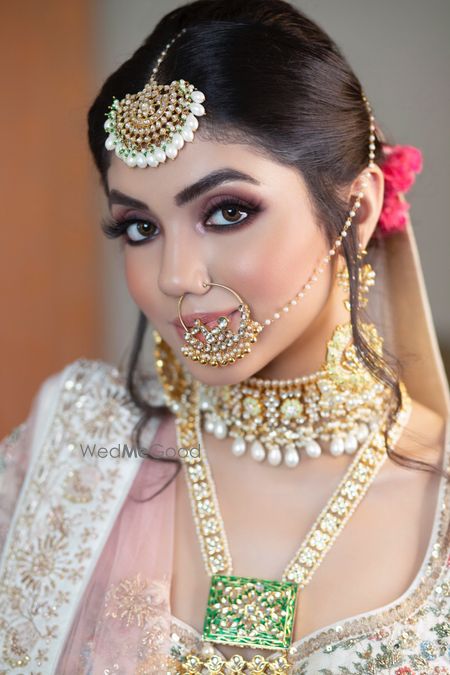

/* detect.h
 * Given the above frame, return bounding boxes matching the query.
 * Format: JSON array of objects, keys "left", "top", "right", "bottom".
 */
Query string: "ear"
[{"left": 349, "top": 164, "right": 385, "bottom": 249}]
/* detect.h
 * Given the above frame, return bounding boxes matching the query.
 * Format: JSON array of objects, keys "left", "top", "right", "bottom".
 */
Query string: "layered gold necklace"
[{"left": 153, "top": 324, "right": 412, "bottom": 673}]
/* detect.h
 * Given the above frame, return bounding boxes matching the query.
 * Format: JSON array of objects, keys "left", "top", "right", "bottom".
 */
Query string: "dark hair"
[{"left": 87, "top": 0, "right": 449, "bottom": 499}]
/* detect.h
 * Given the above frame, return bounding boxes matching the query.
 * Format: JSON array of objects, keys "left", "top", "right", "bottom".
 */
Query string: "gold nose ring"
[{"left": 177, "top": 282, "right": 263, "bottom": 367}]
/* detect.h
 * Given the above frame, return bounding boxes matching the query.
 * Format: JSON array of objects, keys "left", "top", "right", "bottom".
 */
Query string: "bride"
[{"left": 1, "top": 1, "right": 449, "bottom": 672}]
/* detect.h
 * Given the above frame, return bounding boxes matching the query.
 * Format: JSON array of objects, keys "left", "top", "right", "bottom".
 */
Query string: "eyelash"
[{"left": 101, "top": 196, "right": 262, "bottom": 247}]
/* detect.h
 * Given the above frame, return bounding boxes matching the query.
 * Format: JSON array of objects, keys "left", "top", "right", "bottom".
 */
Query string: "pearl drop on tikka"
[{"left": 103, "top": 29, "right": 207, "bottom": 169}]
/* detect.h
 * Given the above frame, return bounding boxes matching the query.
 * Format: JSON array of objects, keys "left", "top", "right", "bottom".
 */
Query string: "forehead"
[{"left": 106, "top": 137, "right": 307, "bottom": 205}]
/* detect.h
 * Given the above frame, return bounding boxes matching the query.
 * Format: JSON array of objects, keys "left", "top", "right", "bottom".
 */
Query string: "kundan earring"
[{"left": 336, "top": 244, "right": 376, "bottom": 312}]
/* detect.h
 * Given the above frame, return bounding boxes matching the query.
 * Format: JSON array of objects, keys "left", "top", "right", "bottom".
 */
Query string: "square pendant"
[{"left": 202, "top": 574, "right": 298, "bottom": 650}]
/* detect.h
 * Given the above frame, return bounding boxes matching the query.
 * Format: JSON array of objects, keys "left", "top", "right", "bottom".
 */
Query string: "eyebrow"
[{"left": 108, "top": 168, "right": 261, "bottom": 211}]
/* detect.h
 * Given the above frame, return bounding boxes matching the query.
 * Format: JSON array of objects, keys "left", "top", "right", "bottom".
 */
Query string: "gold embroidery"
[
  {"left": 63, "top": 467, "right": 100, "bottom": 503},
  {"left": 2, "top": 623, "right": 34, "bottom": 668},
  {"left": 104, "top": 573, "right": 168, "bottom": 628},
  {"left": 292, "top": 475, "right": 450, "bottom": 660},
  {"left": 134, "top": 653, "right": 181, "bottom": 674},
  {"left": 1, "top": 358, "right": 449, "bottom": 672},
  {"left": 180, "top": 652, "right": 291, "bottom": 673},
  {"left": 15, "top": 533, "right": 71, "bottom": 591},
  {"left": 0, "top": 359, "right": 145, "bottom": 672}
]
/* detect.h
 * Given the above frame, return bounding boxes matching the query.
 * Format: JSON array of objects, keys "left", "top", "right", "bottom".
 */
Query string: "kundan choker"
[{"left": 154, "top": 321, "right": 392, "bottom": 469}]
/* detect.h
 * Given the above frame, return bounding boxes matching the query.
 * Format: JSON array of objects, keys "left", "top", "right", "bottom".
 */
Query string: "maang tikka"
[{"left": 103, "top": 27, "right": 206, "bottom": 168}]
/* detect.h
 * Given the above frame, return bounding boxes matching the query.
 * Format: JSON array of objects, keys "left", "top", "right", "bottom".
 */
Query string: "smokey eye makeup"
[{"left": 101, "top": 194, "right": 263, "bottom": 247}]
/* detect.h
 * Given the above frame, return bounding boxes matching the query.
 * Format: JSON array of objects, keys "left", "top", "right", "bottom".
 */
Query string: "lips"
[
  {"left": 171, "top": 308, "right": 239, "bottom": 344},
  {"left": 172, "top": 307, "right": 238, "bottom": 331}
]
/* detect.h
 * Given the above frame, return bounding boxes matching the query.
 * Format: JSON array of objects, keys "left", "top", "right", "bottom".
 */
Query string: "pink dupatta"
[{"left": 56, "top": 413, "right": 180, "bottom": 673}]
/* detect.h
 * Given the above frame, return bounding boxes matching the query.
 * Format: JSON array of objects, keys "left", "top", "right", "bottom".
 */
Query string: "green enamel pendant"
[{"left": 202, "top": 574, "right": 299, "bottom": 650}]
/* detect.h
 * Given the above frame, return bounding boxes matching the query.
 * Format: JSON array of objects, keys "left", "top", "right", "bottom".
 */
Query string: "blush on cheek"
[
  {"left": 242, "top": 249, "right": 308, "bottom": 315},
  {"left": 234, "top": 213, "right": 320, "bottom": 311},
  {"left": 123, "top": 255, "right": 154, "bottom": 309}
]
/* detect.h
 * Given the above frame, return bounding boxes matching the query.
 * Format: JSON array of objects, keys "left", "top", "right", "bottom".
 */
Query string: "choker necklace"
[
  {"left": 157, "top": 321, "right": 393, "bottom": 468},
  {"left": 153, "top": 333, "right": 412, "bottom": 672}
]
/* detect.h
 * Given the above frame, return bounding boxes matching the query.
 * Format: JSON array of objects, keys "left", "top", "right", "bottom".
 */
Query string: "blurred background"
[{"left": 1, "top": 0, "right": 449, "bottom": 437}]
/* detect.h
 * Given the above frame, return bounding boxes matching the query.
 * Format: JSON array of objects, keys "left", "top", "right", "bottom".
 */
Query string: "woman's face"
[{"left": 106, "top": 138, "right": 340, "bottom": 385}]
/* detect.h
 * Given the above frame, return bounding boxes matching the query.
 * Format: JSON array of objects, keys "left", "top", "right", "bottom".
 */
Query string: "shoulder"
[
  {"left": 32, "top": 357, "right": 132, "bottom": 406},
  {"left": 18, "top": 358, "right": 147, "bottom": 457},
  {"left": 36, "top": 356, "right": 147, "bottom": 419},
  {"left": 377, "top": 397, "right": 448, "bottom": 487},
  {"left": 46, "top": 356, "right": 125, "bottom": 392},
  {"left": 0, "top": 358, "right": 120, "bottom": 449},
  {"left": 34, "top": 356, "right": 170, "bottom": 431}
]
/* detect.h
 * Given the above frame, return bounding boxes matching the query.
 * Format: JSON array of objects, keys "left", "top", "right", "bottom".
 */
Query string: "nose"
[{"left": 157, "top": 227, "right": 208, "bottom": 298}]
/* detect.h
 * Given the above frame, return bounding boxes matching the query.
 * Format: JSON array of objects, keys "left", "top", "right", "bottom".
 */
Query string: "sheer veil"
[{"left": 369, "top": 218, "right": 449, "bottom": 420}]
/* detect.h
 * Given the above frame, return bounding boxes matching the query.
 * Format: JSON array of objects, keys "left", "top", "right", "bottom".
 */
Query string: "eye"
[
  {"left": 101, "top": 196, "right": 261, "bottom": 247},
  {"left": 201, "top": 197, "right": 261, "bottom": 231},
  {"left": 100, "top": 215, "right": 159, "bottom": 247},
  {"left": 126, "top": 220, "right": 158, "bottom": 243}
]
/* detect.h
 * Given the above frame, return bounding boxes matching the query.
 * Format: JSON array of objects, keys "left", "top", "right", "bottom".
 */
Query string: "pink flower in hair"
[
  {"left": 382, "top": 145, "right": 423, "bottom": 192},
  {"left": 378, "top": 191, "right": 410, "bottom": 234},
  {"left": 377, "top": 144, "right": 423, "bottom": 236}
]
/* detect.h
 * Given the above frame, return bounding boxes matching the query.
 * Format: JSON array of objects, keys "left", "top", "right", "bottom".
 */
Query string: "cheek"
[
  {"left": 123, "top": 249, "right": 158, "bottom": 311},
  {"left": 221, "top": 212, "right": 329, "bottom": 318}
]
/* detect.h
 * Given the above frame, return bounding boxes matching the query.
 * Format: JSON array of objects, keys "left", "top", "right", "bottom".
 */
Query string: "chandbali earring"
[{"left": 336, "top": 243, "right": 376, "bottom": 312}]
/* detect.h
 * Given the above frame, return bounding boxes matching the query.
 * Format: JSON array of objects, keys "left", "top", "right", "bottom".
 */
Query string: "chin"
[
  {"left": 161, "top": 323, "right": 286, "bottom": 386},
  {"left": 179, "top": 348, "right": 272, "bottom": 386}
]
